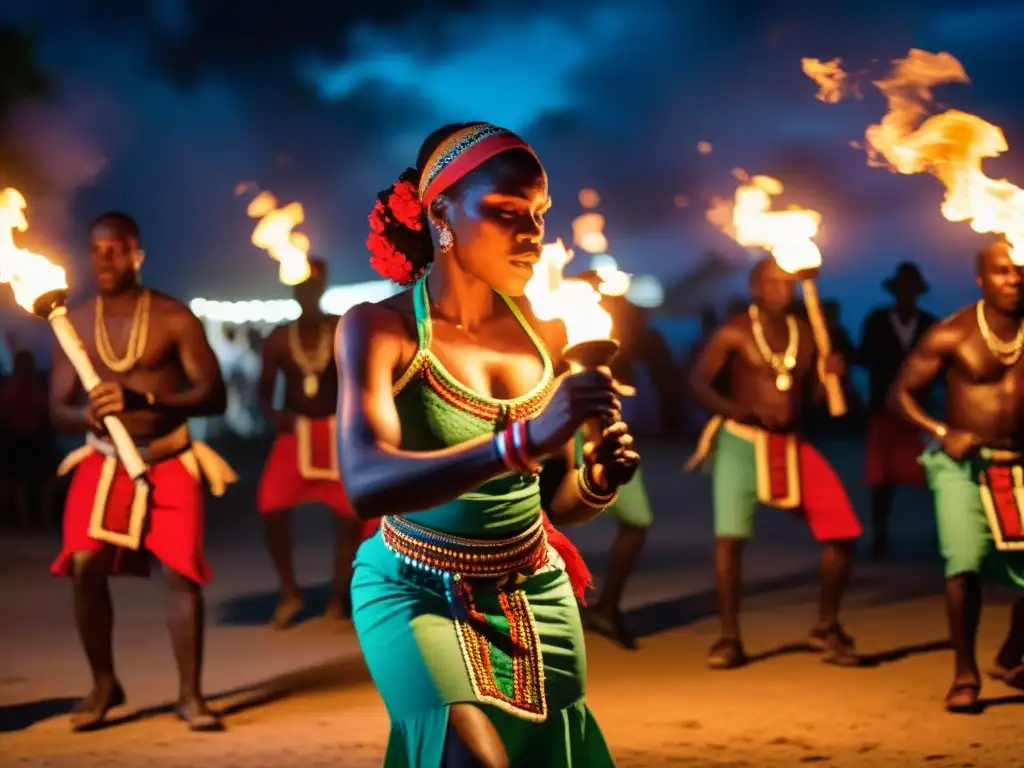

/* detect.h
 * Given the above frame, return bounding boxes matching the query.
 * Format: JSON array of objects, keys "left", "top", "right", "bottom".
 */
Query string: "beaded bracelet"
[
  {"left": 508, "top": 420, "right": 542, "bottom": 474},
  {"left": 493, "top": 420, "right": 541, "bottom": 475},
  {"left": 576, "top": 465, "right": 618, "bottom": 508}
]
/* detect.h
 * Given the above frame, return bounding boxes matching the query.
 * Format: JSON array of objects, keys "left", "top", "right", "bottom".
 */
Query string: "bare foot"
[
  {"left": 269, "top": 596, "right": 303, "bottom": 630},
  {"left": 988, "top": 662, "right": 1024, "bottom": 692},
  {"left": 707, "top": 638, "right": 748, "bottom": 670},
  {"left": 584, "top": 606, "right": 638, "bottom": 651},
  {"left": 323, "top": 600, "right": 350, "bottom": 622},
  {"left": 944, "top": 677, "right": 982, "bottom": 714},
  {"left": 175, "top": 696, "right": 223, "bottom": 731},
  {"left": 70, "top": 680, "right": 127, "bottom": 731},
  {"left": 808, "top": 623, "right": 860, "bottom": 667}
]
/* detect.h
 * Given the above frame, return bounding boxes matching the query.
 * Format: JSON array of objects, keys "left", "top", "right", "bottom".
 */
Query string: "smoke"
[{"left": 1, "top": 85, "right": 118, "bottom": 249}]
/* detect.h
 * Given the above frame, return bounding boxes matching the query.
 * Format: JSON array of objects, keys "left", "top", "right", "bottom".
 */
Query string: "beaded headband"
[{"left": 418, "top": 123, "right": 536, "bottom": 207}]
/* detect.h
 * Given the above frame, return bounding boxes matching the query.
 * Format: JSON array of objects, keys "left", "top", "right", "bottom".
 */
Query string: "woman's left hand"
[{"left": 582, "top": 421, "right": 640, "bottom": 491}]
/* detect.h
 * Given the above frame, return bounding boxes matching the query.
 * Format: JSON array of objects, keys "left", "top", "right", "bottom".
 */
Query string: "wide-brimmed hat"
[{"left": 883, "top": 261, "right": 929, "bottom": 296}]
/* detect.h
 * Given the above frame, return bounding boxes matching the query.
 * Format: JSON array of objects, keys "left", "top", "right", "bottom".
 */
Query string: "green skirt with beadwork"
[{"left": 351, "top": 531, "right": 615, "bottom": 767}]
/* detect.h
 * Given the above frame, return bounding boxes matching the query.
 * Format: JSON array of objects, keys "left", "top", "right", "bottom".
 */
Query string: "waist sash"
[
  {"left": 380, "top": 514, "right": 549, "bottom": 721},
  {"left": 57, "top": 424, "right": 238, "bottom": 550},
  {"left": 974, "top": 448, "right": 1024, "bottom": 552},
  {"left": 294, "top": 415, "right": 340, "bottom": 481},
  {"left": 686, "top": 416, "right": 801, "bottom": 509}
]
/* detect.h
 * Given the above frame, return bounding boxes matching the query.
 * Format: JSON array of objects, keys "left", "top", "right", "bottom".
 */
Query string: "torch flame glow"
[
  {"left": 594, "top": 266, "right": 631, "bottom": 297},
  {"left": 0, "top": 188, "right": 68, "bottom": 312},
  {"left": 707, "top": 175, "right": 823, "bottom": 274},
  {"left": 524, "top": 239, "right": 613, "bottom": 345},
  {"left": 801, "top": 57, "right": 852, "bottom": 104},
  {"left": 246, "top": 190, "right": 312, "bottom": 285},
  {"left": 803, "top": 49, "right": 1024, "bottom": 264}
]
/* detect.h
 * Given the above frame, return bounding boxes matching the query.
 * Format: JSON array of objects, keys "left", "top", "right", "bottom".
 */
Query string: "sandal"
[
  {"left": 944, "top": 682, "right": 981, "bottom": 714},
  {"left": 809, "top": 623, "right": 860, "bottom": 667},
  {"left": 707, "top": 638, "right": 748, "bottom": 670}
]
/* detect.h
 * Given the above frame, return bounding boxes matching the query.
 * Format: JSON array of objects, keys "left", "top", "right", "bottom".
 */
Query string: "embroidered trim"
[
  {"left": 380, "top": 515, "right": 549, "bottom": 720},
  {"left": 978, "top": 464, "right": 1024, "bottom": 551},
  {"left": 295, "top": 415, "right": 340, "bottom": 481},
  {"left": 753, "top": 429, "right": 801, "bottom": 509}
]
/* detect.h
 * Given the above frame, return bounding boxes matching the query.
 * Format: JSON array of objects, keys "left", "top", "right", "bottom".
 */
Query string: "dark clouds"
[{"left": 1, "top": 0, "right": 1023, "bottom": 331}]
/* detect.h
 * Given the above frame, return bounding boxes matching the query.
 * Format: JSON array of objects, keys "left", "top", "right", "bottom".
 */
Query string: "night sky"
[{"left": 2, "top": 0, "right": 1023, "bottom": 348}]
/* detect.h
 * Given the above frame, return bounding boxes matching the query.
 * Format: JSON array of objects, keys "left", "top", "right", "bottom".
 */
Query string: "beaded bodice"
[{"left": 391, "top": 276, "right": 554, "bottom": 537}]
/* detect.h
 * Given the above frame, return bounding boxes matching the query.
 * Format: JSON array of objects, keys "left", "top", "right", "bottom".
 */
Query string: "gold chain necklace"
[
  {"left": 288, "top": 318, "right": 333, "bottom": 397},
  {"left": 976, "top": 300, "right": 1024, "bottom": 366},
  {"left": 749, "top": 304, "right": 799, "bottom": 391},
  {"left": 95, "top": 289, "right": 151, "bottom": 373}
]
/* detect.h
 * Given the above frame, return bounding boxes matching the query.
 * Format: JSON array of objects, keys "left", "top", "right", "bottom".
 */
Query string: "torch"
[
  {"left": 779, "top": 255, "right": 846, "bottom": 417},
  {"left": 0, "top": 188, "right": 148, "bottom": 481},
  {"left": 525, "top": 240, "right": 620, "bottom": 442},
  {"left": 710, "top": 175, "right": 846, "bottom": 417}
]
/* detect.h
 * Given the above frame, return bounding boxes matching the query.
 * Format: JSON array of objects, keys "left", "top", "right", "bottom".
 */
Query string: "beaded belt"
[{"left": 380, "top": 514, "right": 548, "bottom": 580}]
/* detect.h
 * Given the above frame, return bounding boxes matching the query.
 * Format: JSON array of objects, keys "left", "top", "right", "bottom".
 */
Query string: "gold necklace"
[
  {"left": 749, "top": 304, "right": 799, "bottom": 391},
  {"left": 95, "top": 289, "right": 151, "bottom": 373},
  {"left": 976, "top": 300, "right": 1024, "bottom": 366},
  {"left": 288, "top": 318, "right": 333, "bottom": 397}
]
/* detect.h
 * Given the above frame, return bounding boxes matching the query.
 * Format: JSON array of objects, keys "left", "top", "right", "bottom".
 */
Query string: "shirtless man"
[
  {"left": 889, "top": 241, "right": 1024, "bottom": 713},
  {"left": 256, "top": 258, "right": 363, "bottom": 628},
  {"left": 50, "top": 212, "right": 233, "bottom": 731},
  {"left": 688, "top": 257, "right": 862, "bottom": 668}
]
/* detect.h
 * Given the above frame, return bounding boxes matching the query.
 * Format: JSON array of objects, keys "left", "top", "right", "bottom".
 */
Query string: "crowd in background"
[{"left": 0, "top": 287, "right": 904, "bottom": 531}]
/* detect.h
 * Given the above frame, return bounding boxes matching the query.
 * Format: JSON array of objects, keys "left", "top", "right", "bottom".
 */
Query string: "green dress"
[{"left": 350, "top": 277, "right": 615, "bottom": 767}]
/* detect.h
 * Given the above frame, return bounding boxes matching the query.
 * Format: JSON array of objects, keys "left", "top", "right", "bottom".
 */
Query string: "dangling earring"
[{"left": 438, "top": 225, "right": 453, "bottom": 253}]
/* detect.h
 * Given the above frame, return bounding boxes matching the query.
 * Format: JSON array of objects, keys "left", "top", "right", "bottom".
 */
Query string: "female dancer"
[{"left": 338, "top": 122, "right": 639, "bottom": 767}]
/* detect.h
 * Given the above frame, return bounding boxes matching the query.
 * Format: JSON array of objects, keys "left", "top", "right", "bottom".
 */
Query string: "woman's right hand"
[{"left": 527, "top": 369, "right": 622, "bottom": 457}]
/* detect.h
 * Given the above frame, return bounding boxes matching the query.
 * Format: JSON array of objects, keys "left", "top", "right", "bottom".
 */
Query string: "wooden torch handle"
[{"left": 800, "top": 279, "right": 847, "bottom": 418}]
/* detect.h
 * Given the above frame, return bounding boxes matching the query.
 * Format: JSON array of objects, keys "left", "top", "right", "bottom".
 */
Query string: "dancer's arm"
[
  {"left": 888, "top": 320, "right": 957, "bottom": 438},
  {"left": 688, "top": 322, "right": 746, "bottom": 420}
]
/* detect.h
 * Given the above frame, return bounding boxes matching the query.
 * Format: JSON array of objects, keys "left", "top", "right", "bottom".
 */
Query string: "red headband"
[{"left": 418, "top": 124, "right": 535, "bottom": 207}]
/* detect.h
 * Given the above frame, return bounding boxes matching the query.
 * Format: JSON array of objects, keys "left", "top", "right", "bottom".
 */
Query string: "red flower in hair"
[
  {"left": 368, "top": 200, "right": 387, "bottom": 234},
  {"left": 366, "top": 231, "right": 414, "bottom": 284},
  {"left": 387, "top": 181, "right": 424, "bottom": 231}
]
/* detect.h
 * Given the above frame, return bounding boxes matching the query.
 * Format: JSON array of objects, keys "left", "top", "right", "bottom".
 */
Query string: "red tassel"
[
  {"left": 360, "top": 517, "right": 381, "bottom": 541},
  {"left": 541, "top": 510, "right": 593, "bottom": 605}
]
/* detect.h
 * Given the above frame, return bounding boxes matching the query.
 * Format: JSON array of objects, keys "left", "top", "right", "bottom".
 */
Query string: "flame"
[
  {"left": 578, "top": 188, "right": 601, "bottom": 209},
  {"left": 801, "top": 57, "right": 850, "bottom": 103},
  {"left": 594, "top": 266, "right": 631, "bottom": 297},
  {"left": 805, "top": 49, "right": 1024, "bottom": 264},
  {"left": 524, "top": 239, "right": 613, "bottom": 345},
  {"left": 0, "top": 188, "right": 68, "bottom": 313},
  {"left": 708, "top": 175, "right": 823, "bottom": 274},
  {"left": 246, "top": 190, "right": 311, "bottom": 285},
  {"left": 572, "top": 211, "right": 608, "bottom": 254}
]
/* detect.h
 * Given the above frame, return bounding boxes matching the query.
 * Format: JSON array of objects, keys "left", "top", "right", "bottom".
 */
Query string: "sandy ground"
[{"left": 1, "top": 436, "right": 1022, "bottom": 767}]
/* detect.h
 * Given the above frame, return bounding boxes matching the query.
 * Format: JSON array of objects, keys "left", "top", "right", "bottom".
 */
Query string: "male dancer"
[
  {"left": 257, "top": 258, "right": 362, "bottom": 628},
  {"left": 687, "top": 257, "right": 862, "bottom": 669},
  {"left": 859, "top": 261, "right": 936, "bottom": 557},
  {"left": 889, "top": 241, "right": 1024, "bottom": 713},
  {"left": 50, "top": 212, "right": 234, "bottom": 731}
]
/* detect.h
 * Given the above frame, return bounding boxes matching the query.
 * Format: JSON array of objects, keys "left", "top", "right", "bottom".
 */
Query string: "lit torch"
[
  {"left": 708, "top": 175, "right": 847, "bottom": 416},
  {"left": 524, "top": 239, "right": 618, "bottom": 440},
  {"left": 0, "top": 188, "right": 147, "bottom": 481},
  {"left": 245, "top": 190, "right": 312, "bottom": 285},
  {"left": 802, "top": 49, "right": 1024, "bottom": 263}
]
